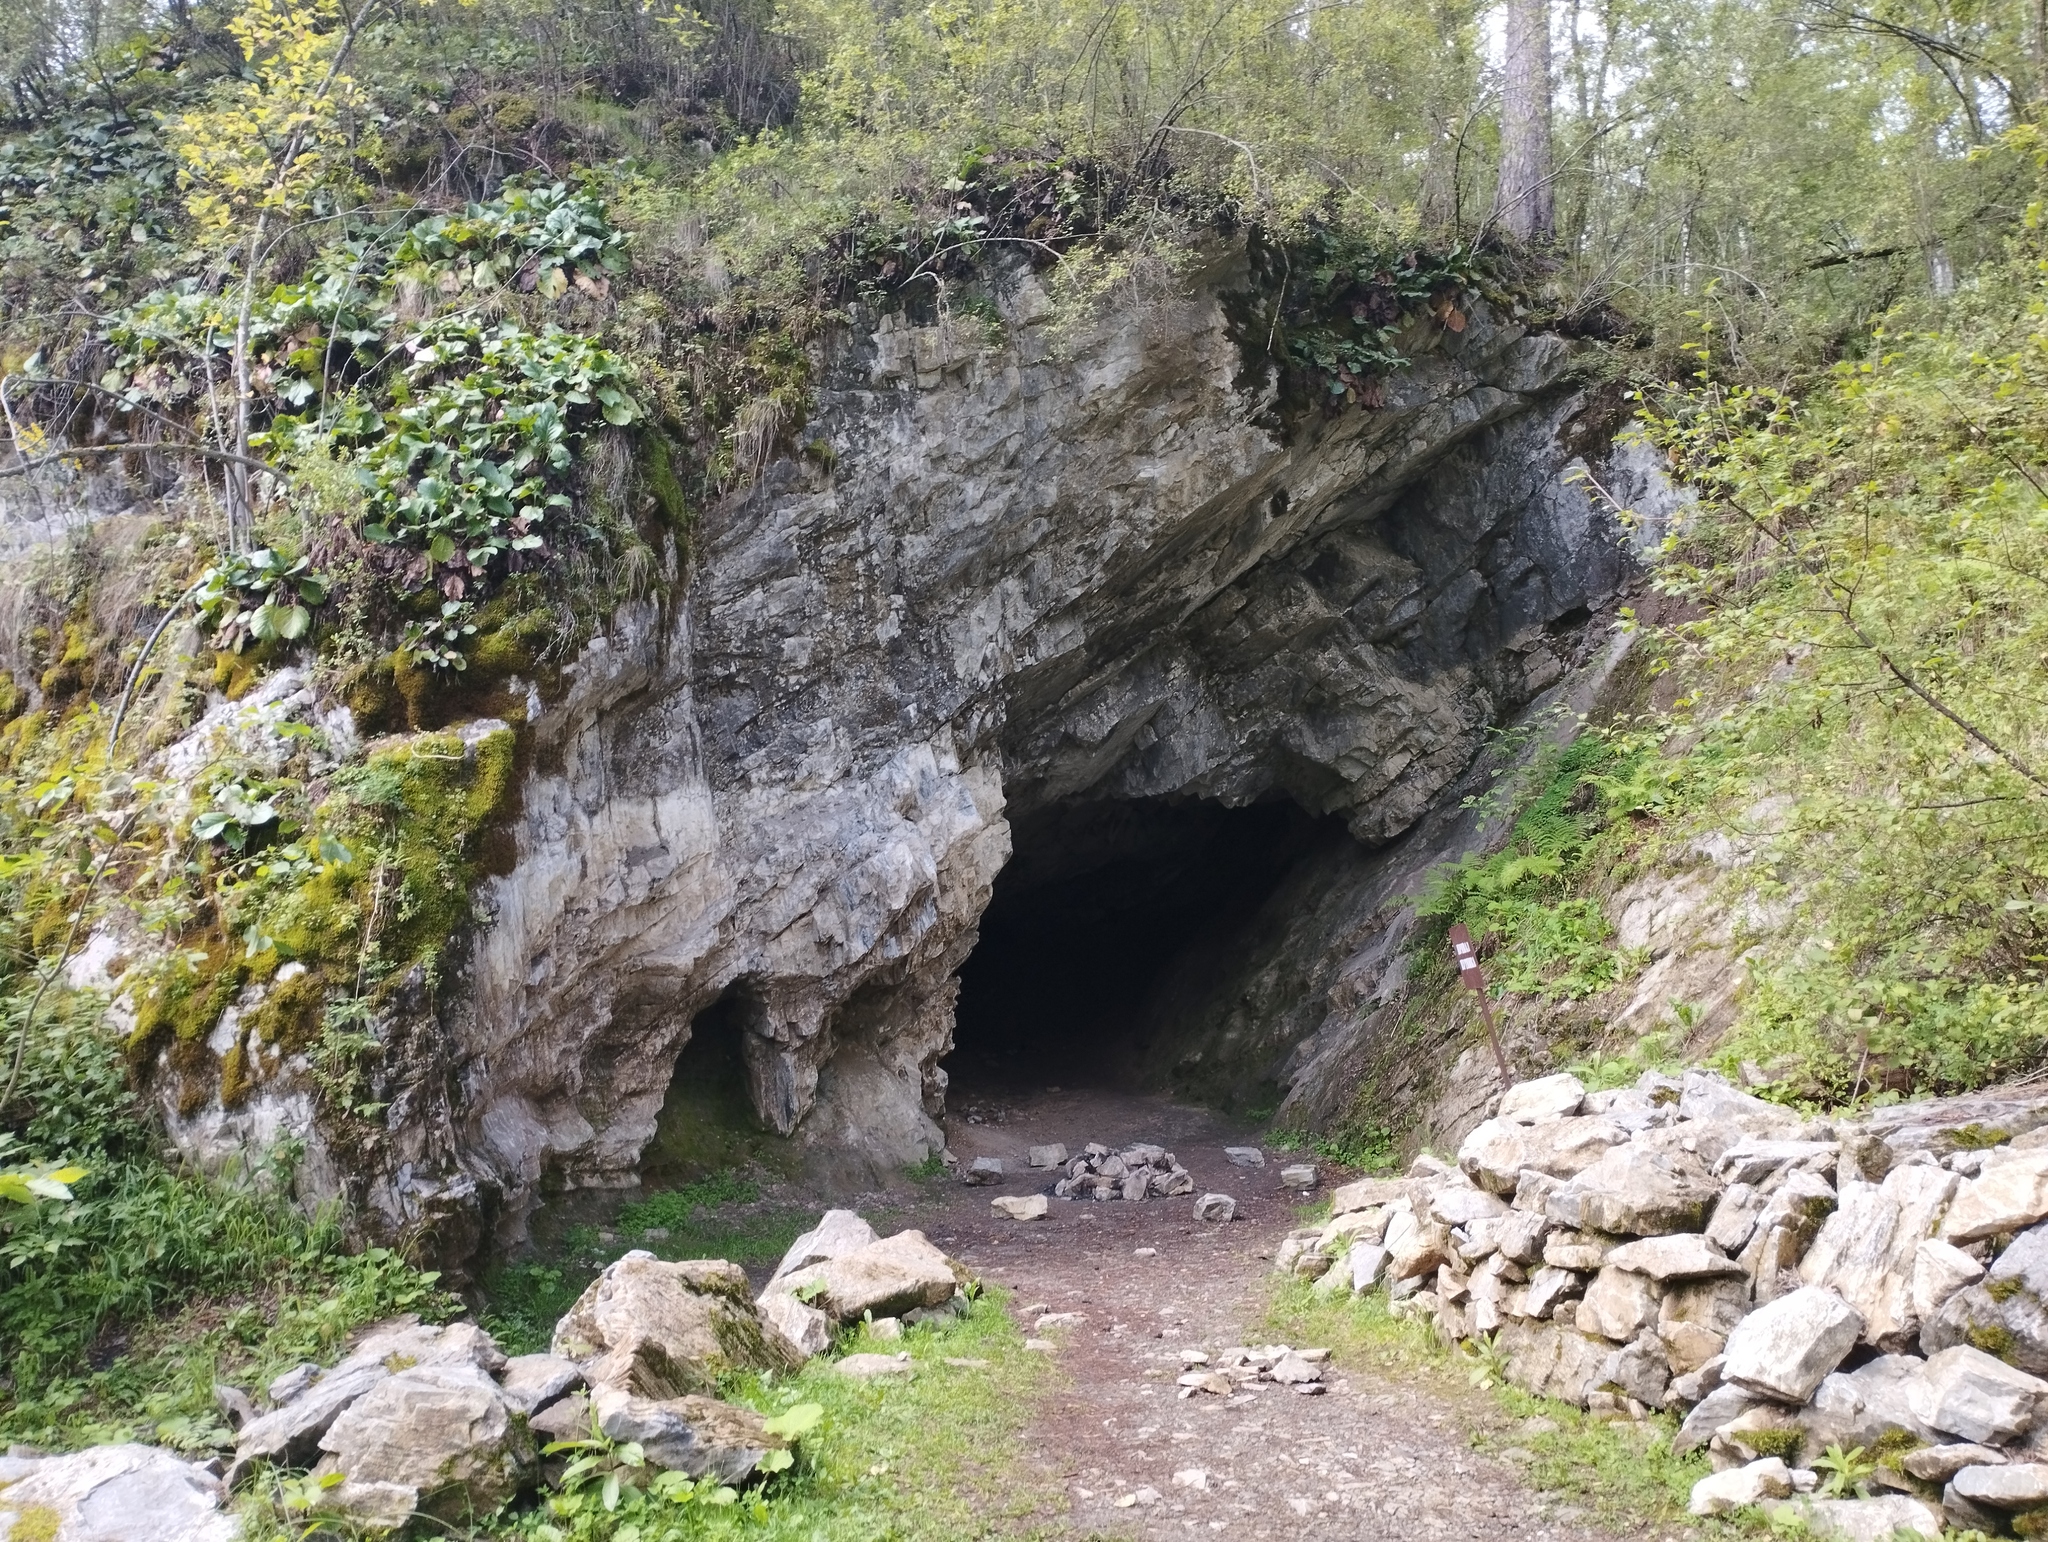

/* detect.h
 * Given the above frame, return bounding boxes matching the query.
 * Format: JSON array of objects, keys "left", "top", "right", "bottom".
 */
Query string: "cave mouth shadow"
[{"left": 947, "top": 797, "right": 1338, "bottom": 1095}]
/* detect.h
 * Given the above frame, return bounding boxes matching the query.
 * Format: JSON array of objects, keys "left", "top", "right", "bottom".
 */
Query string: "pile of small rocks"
[
  {"left": 964, "top": 1140, "right": 1198, "bottom": 1200},
  {"left": 1298, "top": 1066, "right": 2048, "bottom": 1539},
  {"left": 1053, "top": 1142, "right": 1197, "bottom": 1200},
  {"left": 1174, "top": 1344, "right": 1330, "bottom": 1399}
]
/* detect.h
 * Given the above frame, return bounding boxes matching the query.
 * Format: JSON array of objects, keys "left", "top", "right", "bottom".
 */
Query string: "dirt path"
[{"left": 877, "top": 1083, "right": 1629, "bottom": 1541}]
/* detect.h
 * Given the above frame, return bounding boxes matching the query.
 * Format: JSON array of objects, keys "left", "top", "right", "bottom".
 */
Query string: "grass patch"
[
  {"left": 0, "top": 1243, "right": 456, "bottom": 1451},
  {"left": 1264, "top": 1280, "right": 1749, "bottom": 1535},
  {"left": 489, "top": 1292, "right": 1063, "bottom": 1541}
]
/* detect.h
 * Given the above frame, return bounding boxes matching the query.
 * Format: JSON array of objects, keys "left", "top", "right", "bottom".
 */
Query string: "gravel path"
[{"left": 882, "top": 1082, "right": 1632, "bottom": 1541}]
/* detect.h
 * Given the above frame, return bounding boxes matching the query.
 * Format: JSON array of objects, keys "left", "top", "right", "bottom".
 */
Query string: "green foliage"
[
  {"left": 1811, "top": 1443, "right": 1876, "bottom": 1499},
  {"left": 347, "top": 315, "right": 637, "bottom": 582},
  {"left": 391, "top": 179, "right": 628, "bottom": 296},
  {"left": 618, "top": 1169, "right": 760, "bottom": 1233},
  {"left": 194, "top": 547, "right": 329, "bottom": 651},
  {"left": 1623, "top": 210, "right": 2048, "bottom": 1101},
  {"left": 1415, "top": 734, "right": 1644, "bottom": 1003}
]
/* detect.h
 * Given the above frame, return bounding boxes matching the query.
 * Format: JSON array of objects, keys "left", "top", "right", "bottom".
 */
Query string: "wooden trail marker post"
[{"left": 1447, "top": 921, "right": 1513, "bottom": 1089}]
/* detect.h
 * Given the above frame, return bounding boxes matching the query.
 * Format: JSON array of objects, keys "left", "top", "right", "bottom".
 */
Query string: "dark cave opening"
[{"left": 947, "top": 798, "right": 1337, "bottom": 1092}]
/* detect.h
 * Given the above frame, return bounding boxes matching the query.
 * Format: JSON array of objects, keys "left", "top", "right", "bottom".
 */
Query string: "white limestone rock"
[
  {"left": 1942, "top": 1151, "right": 2048, "bottom": 1244},
  {"left": 1604, "top": 1233, "right": 1745, "bottom": 1281},
  {"left": 1907, "top": 1345, "right": 2048, "bottom": 1446},
  {"left": 0, "top": 1444, "right": 237, "bottom": 1542},
  {"left": 1496, "top": 1073, "right": 1586, "bottom": 1125},
  {"left": 1721, "top": 1286, "right": 1864, "bottom": 1404},
  {"left": 1689, "top": 1457, "right": 1794, "bottom": 1515}
]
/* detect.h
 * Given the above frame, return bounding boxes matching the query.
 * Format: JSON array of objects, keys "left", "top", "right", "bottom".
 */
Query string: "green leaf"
[{"left": 762, "top": 1401, "right": 824, "bottom": 1439}]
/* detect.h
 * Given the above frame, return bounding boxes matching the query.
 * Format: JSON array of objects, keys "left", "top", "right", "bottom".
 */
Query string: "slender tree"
[{"left": 1495, "top": 0, "right": 1555, "bottom": 244}]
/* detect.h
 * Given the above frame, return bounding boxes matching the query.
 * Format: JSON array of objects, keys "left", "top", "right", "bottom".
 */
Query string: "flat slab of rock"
[
  {"left": 1722, "top": 1286, "right": 1863, "bottom": 1404},
  {"left": 1907, "top": 1345, "right": 2048, "bottom": 1445},
  {"left": 1791, "top": 1494, "right": 1940, "bottom": 1540},
  {"left": 0, "top": 1444, "right": 237, "bottom": 1542},
  {"left": 232, "top": 1318, "right": 506, "bottom": 1477},
  {"left": 591, "top": 1384, "right": 785, "bottom": 1483},
  {"left": 1948, "top": 1460, "right": 2048, "bottom": 1509},
  {"left": 1027, "top": 1144, "right": 1069, "bottom": 1168},
  {"left": 1278, "top": 1163, "right": 1317, "bottom": 1188},
  {"left": 1194, "top": 1193, "right": 1236, "bottom": 1222},
  {"left": 835, "top": 1352, "right": 915, "bottom": 1378},
  {"left": 1604, "top": 1233, "right": 1745, "bottom": 1281},
  {"left": 1902, "top": 1443, "right": 2006, "bottom": 1483},
  {"left": 992, "top": 1194, "right": 1048, "bottom": 1221},
  {"left": 553, "top": 1252, "right": 803, "bottom": 1395},
  {"left": 779, "top": 1231, "right": 963, "bottom": 1324},
  {"left": 315, "top": 1362, "right": 533, "bottom": 1524},
  {"left": 964, "top": 1156, "right": 1004, "bottom": 1185},
  {"left": 1329, "top": 1176, "right": 1410, "bottom": 1214},
  {"left": 1224, "top": 1147, "right": 1264, "bottom": 1167},
  {"left": 1458, "top": 1116, "right": 1629, "bottom": 1196}
]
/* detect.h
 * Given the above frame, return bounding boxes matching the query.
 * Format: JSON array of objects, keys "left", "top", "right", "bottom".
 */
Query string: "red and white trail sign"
[{"left": 1447, "top": 921, "right": 1513, "bottom": 1088}]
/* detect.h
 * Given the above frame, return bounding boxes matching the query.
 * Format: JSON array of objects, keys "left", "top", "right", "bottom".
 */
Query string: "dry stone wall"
[{"left": 1299, "top": 1067, "right": 2048, "bottom": 1536}]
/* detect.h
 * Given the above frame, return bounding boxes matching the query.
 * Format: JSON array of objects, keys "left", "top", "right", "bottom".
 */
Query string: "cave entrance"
[
  {"left": 948, "top": 798, "right": 1332, "bottom": 1093},
  {"left": 643, "top": 985, "right": 783, "bottom": 1183}
]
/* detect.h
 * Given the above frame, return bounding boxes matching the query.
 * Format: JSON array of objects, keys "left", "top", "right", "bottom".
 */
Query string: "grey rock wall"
[{"left": 242, "top": 247, "right": 1642, "bottom": 1258}]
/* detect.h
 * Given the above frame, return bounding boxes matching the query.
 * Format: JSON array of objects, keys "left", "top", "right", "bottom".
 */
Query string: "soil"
[{"left": 865, "top": 1080, "right": 1634, "bottom": 1542}]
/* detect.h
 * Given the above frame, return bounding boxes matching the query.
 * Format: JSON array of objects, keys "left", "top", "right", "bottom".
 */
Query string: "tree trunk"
[{"left": 1496, "top": 0, "right": 1555, "bottom": 245}]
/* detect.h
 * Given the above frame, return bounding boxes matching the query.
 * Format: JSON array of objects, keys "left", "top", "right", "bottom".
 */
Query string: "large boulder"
[
  {"left": 1942, "top": 1152, "right": 2048, "bottom": 1244},
  {"left": 1457, "top": 1116, "right": 1629, "bottom": 1196},
  {"left": 231, "top": 1318, "right": 506, "bottom": 1479},
  {"left": 314, "top": 1362, "right": 535, "bottom": 1526},
  {"left": 1546, "top": 1143, "right": 1719, "bottom": 1237},
  {"left": 1576, "top": 1266, "right": 1658, "bottom": 1341},
  {"left": 1912, "top": 1238, "right": 1988, "bottom": 1327},
  {"left": 1800, "top": 1165, "right": 1959, "bottom": 1350},
  {"left": 775, "top": 1231, "right": 964, "bottom": 1324},
  {"left": 1798, "top": 1355, "right": 1939, "bottom": 1457},
  {"left": 1907, "top": 1345, "right": 2048, "bottom": 1446},
  {"left": 1923, "top": 1221, "right": 2048, "bottom": 1374},
  {"left": 0, "top": 1444, "right": 237, "bottom": 1542},
  {"left": 1721, "top": 1285, "right": 1863, "bottom": 1404},
  {"left": 1495, "top": 1318, "right": 1614, "bottom": 1407},
  {"left": 590, "top": 1385, "right": 787, "bottom": 1484},
  {"left": 553, "top": 1253, "right": 804, "bottom": 1396}
]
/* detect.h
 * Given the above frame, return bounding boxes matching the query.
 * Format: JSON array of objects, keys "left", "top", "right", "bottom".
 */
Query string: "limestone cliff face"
[{"left": 167, "top": 247, "right": 1642, "bottom": 1257}]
